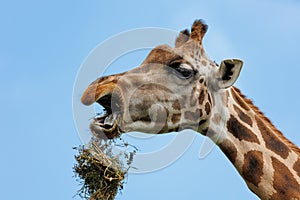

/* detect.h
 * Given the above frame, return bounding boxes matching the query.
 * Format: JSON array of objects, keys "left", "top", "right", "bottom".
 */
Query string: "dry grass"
[{"left": 73, "top": 138, "right": 136, "bottom": 200}]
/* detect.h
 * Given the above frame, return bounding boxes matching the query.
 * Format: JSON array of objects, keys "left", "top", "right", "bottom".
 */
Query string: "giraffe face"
[{"left": 81, "top": 20, "right": 243, "bottom": 139}]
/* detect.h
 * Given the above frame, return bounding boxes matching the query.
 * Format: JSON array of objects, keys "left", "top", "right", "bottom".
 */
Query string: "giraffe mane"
[{"left": 232, "top": 86, "right": 300, "bottom": 156}]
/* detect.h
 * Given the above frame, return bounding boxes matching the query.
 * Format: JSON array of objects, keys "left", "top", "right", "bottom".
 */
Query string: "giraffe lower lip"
[{"left": 91, "top": 113, "right": 121, "bottom": 139}]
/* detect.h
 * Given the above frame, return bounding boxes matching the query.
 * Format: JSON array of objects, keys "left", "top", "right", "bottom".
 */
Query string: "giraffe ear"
[
  {"left": 218, "top": 59, "right": 243, "bottom": 89},
  {"left": 175, "top": 29, "right": 190, "bottom": 47}
]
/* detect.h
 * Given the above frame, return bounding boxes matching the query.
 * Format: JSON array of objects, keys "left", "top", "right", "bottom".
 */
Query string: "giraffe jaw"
[
  {"left": 90, "top": 114, "right": 122, "bottom": 139},
  {"left": 90, "top": 94, "right": 124, "bottom": 139}
]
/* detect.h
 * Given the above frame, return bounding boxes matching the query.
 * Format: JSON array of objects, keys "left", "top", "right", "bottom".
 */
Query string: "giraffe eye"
[{"left": 169, "top": 62, "right": 194, "bottom": 79}]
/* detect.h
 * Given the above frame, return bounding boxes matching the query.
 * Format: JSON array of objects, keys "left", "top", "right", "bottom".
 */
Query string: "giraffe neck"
[{"left": 207, "top": 86, "right": 300, "bottom": 200}]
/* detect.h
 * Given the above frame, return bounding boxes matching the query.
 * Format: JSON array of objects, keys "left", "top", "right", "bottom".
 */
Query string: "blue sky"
[{"left": 1, "top": 0, "right": 300, "bottom": 199}]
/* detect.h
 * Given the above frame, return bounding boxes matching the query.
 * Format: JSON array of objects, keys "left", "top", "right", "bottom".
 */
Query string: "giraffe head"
[{"left": 81, "top": 20, "right": 243, "bottom": 139}]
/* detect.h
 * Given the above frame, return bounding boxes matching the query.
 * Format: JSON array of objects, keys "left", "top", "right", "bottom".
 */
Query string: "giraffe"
[{"left": 81, "top": 20, "right": 300, "bottom": 200}]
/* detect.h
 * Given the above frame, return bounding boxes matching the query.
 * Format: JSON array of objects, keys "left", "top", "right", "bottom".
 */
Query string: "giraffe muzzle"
[{"left": 81, "top": 75, "right": 125, "bottom": 139}]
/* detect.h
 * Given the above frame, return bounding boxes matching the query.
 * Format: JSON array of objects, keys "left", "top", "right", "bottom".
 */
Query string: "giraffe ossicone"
[{"left": 81, "top": 19, "right": 300, "bottom": 200}]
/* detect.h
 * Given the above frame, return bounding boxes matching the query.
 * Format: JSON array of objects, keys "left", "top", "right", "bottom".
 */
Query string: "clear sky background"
[{"left": 1, "top": 0, "right": 300, "bottom": 199}]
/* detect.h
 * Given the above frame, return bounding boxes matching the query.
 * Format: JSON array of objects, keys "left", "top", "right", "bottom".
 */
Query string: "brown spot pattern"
[
  {"left": 185, "top": 109, "right": 202, "bottom": 121},
  {"left": 271, "top": 157, "right": 300, "bottom": 199},
  {"left": 219, "top": 139, "right": 238, "bottom": 164},
  {"left": 242, "top": 150, "right": 263, "bottom": 187},
  {"left": 129, "top": 102, "right": 151, "bottom": 122},
  {"left": 205, "top": 102, "right": 211, "bottom": 115},
  {"left": 200, "top": 47, "right": 205, "bottom": 55},
  {"left": 172, "top": 100, "right": 181, "bottom": 110},
  {"left": 171, "top": 113, "right": 181, "bottom": 124},
  {"left": 199, "top": 90, "right": 205, "bottom": 104},
  {"left": 293, "top": 158, "right": 300, "bottom": 178},
  {"left": 231, "top": 88, "right": 250, "bottom": 111},
  {"left": 227, "top": 115, "right": 260, "bottom": 144},
  {"left": 205, "top": 129, "right": 218, "bottom": 138},
  {"left": 256, "top": 116, "right": 290, "bottom": 159},
  {"left": 201, "top": 60, "right": 207, "bottom": 66},
  {"left": 233, "top": 104, "right": 253, "bottom": 126}
]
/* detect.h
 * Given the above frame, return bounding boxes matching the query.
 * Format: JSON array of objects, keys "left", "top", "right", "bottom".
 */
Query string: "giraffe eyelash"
[{"left": 168, "top": 62, "right": 196, "bottom": 79}]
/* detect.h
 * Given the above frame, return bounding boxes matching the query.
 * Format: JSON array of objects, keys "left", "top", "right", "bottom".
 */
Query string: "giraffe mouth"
[{"left": 90, "top": 93, "right": 123, "bottom": 139}]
